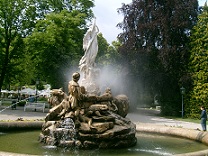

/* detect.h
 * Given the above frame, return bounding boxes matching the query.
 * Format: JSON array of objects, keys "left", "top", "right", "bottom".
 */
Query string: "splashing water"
[{"left": 61, "top": 118, "right": 76, "bottom": 142}]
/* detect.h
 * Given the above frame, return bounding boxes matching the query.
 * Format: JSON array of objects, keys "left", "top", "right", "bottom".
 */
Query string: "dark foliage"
[{"left": 117, "top": 0, "right": 198, "bottom": 116}]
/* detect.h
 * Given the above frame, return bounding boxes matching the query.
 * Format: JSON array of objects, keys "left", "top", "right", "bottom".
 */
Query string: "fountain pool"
[{"left": 0, "top": 130, "right": 207, "bottom": 156}]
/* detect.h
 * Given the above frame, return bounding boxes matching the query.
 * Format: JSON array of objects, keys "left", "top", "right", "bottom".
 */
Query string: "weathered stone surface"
[
  {"left": 79, "top": 122, "right": 114, "bottom": 134},
  {"left": 78, "top": 123, "right": 137, "bottom": 149},
  {"left": 91, "top": 122, "right": 114, "bottom": 133},
  {"left": 45, "top": 105, "right": 63, "bottom": 121},
  {"left": 110, "top": 125, "right": 131, "bottom": 135},
  {"left": 40, "top": 88, "right": 136, "bottom": 149},
  {"left": 88, "top": 104, "right": 108, "bottom": 111},
  {"left": 75, "top": 140, "right": 82, "bottom": 147},
  {"left": 92, "top": 115, "right": 115, "bottom": 122},
  {"left": 96, "top": 94, "right": 113, "bottom": 102},
  {"left": 82, "top": 95, "right": 97, "bottom": 102},
  {"left": 78, "top": 118, "right": 135, "bottom": 140},
  {"left": 83, "top": 141, "right": 98, "bottom": 149},
  {"left": 113, "top": 94, "right": 129, "bottom": 117},
  {"left": 79, "top": 128, "right": 114, "bottom": 140},
  {"left": 42, "top": 121, "right": 55, "bottom": 129},
  {"left": 79, "top": 122, "right": 91, "bottom": 133},
  {"left": 48, "top": 88, "right": 67, "bottom": 107},
  {"left": 111, "top": 124, "right": 136, "bottom": 140}
]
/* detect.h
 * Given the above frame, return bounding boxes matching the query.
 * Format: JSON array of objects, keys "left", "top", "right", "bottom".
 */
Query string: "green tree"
[
  {"left": 35, "top": 0, "right": 94, "bottom": 17},
  {"left": 0, "top": 0, "right": 94, "bottom": 92},
  {"left": 97, "top": 33, "right": 110, "bottom": 65},
  {"left": 97, "top": 33, "right": 122, "bottom": 67},
  {"left": 25, "top": 10, "right": 91, "bottom": 89},
  {"left": 187, "top": 3, "right": 208, "bottom": 118},
  {"left": 108, "top": 41, "right": 122, "bottom": 66},
  {"left": 0, "top": 0, "right": 38, "bottom": 91},
  {"left": 117, "top": 0, "right": 198, "bottom": 115}
]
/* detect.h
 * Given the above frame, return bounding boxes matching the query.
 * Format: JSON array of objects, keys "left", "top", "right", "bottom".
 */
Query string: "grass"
[
  {"left": 175, "top": 117, "right": 199, "bottom": 124},
  {"left": 1, "top": 102, "right": 13, "bottom": 106},
  {"left": 148, "top": 107, "right": 200, "bottom": 124},
  {"left": 165, "top": 116, "right": 200, "bottom": 124}
]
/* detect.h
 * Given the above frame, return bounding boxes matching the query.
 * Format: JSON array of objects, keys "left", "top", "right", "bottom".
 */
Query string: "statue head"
[{"left": 72, "top": 72, "right": 80, "bottom": 82}]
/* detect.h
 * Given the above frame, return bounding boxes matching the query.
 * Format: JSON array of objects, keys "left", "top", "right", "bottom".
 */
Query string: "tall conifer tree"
[{"left": 187, "top": 3, "right": 208, "bottom": 118}]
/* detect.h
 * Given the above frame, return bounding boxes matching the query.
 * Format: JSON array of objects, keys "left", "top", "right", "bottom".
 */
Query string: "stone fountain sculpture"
[
  {"left": 79, "top": 19, "right": 100, "bottom": 95},
  {"left": 39, "top": 19, "right": 137, "bottom": 149}
]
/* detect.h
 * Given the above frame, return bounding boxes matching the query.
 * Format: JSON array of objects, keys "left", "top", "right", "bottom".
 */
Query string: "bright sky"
[{"left": 92, "top": 0, "right": 206, "bottom": 44}]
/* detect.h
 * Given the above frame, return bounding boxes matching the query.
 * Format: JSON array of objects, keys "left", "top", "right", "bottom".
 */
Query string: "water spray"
[{"left": 0, "top": 95, "right": 39, "bottom": 113}]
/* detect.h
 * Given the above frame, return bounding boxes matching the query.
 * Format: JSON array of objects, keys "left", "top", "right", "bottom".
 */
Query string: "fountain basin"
[
  {"left": 0, "top": 121, "right": 42, "bottom": 131},
  {"left": 0, "top": 121, "right": 208, "bottom": 155},
  {"left": 0, "top": 130, "right": 208, "bottom": 156},
  {"left": 137, "top": 123, "right": 208, "bottom": 146}
]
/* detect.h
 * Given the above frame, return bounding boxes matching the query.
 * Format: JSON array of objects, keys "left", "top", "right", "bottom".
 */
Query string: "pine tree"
[{"left": 188, "top": 3, "right": 208, "bottom": 118}]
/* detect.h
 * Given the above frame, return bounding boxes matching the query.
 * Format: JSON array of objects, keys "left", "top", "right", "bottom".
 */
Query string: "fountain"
[
  {"left": 1, "top": 19, "right": 208, "bottom": 156},
  {"left": 39, "top": 19, "right": 137, "bottom": 149}
]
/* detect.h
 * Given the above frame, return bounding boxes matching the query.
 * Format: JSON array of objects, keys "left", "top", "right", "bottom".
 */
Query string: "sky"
[{"left": 92, "top": 0, "right": 207, "bottom": 44}]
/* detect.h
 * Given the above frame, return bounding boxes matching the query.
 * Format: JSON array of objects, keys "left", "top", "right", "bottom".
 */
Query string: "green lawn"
[{"left": 167, "top": 117, "right": 200, "bottom": 124}]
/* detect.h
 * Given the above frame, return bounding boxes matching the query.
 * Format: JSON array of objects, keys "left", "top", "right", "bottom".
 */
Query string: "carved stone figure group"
[{"left": 40, "top": 72, "right": 136, "bottom": 149}]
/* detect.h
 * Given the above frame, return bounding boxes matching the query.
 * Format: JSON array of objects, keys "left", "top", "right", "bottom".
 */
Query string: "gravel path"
[
  {"left": 0, "top": 106, "right": 202, "bottom": 130},
  {"left": 127, "top": 108, "right": 201, "bottom": 130}
]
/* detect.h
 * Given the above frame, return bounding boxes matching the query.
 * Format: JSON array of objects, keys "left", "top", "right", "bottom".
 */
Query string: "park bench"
[{"left": 24, "top": 102, "right": 46, "bottom": 113}]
